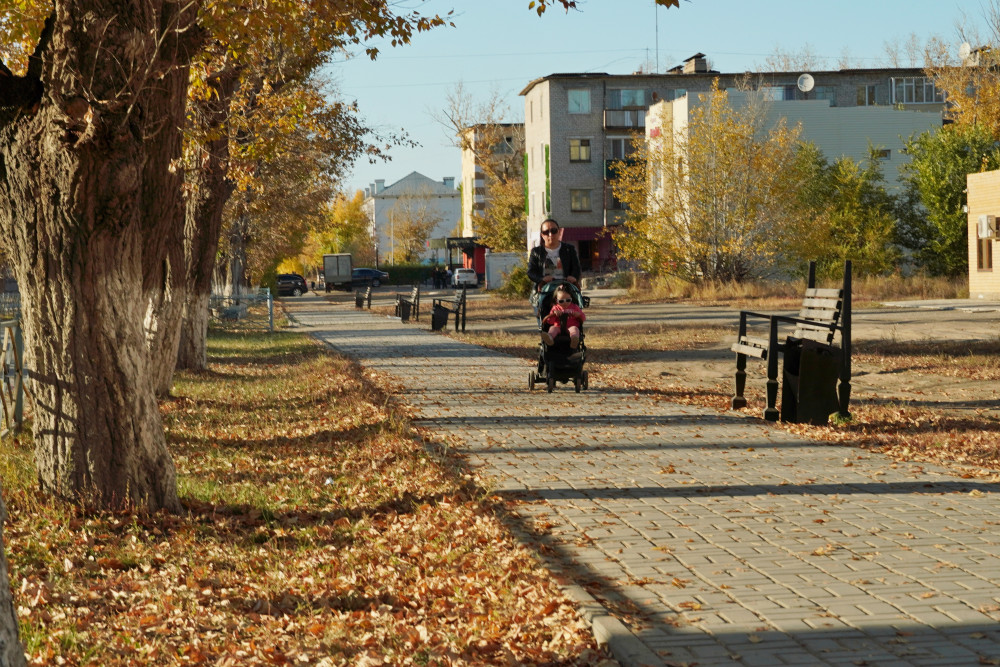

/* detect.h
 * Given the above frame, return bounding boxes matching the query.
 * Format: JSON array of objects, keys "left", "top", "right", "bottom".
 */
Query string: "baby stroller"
[{"left": 528, "top": 281, "right": 591, "bottom": 393}]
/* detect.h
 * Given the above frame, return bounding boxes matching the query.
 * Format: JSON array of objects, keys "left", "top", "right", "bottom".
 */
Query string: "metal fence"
[
  {"left": 0, "top": 293, "right": 20, "bottom": 320},
  {"left": 1, "top": 318, "right": 25, "bottom": 436},
  {"left": 208, "top": 288, "right": 274, "bottom": 332}
]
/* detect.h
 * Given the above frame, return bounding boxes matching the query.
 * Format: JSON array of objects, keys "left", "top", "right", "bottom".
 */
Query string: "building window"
[
  {"left": 608, "top": 89, "right": 646, "bottom": 109},
  {"left": 568, "top": 89, "right": 591, "bottom": 114},
  {"left": 761, "top": 85, "right": 796, "bottom": 101},
  {"left": 607, "top": 137, "right": 636, "bottom": 160},
  {"left": 570, "top": 189, "right": 592, "bottom": 212},
  {"left": 569, "top": 138, "right": 591, "bottom": 162},
  {"left": 813, "top": 86, "right": 837, "bottom": 106},
  {"left": 978, "top": 238, "right": 993, "bottom": 270},
  {"left": 857, "top": 84, "right": 877, "bottom": 106},
  {"left": 875, "top": 148, "right": 891, "bottom": 159},
  {"left": 891, "top": 77, "right": 944, "bottom": 104}
]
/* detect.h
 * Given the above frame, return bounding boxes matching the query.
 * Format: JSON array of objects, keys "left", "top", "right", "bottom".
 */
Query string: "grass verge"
[{"left": 2, "top": 330, "right": 613, "bottom": 666}]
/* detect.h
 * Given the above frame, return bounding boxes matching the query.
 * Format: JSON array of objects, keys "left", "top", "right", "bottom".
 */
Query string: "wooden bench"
[
  {"left": 731, "top": 261, "right": 852, "bottom": 424},
  {"left": 395, "top": 284, "right": 419, "bottom": 322},
  {"left": 431, "top": 287, "right": 467, "bottom": 332},
  {"left": 354, "top": 285, "right": 372, "bottom": 310}
]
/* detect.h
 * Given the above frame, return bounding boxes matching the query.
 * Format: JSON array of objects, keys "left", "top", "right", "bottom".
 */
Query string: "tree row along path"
[{"left": 288, "top": 298, "right": 1000, "bottom": 667}]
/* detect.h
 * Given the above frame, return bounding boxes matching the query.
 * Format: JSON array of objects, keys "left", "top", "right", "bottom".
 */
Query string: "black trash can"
[
  {"left": 355, "top": 291, "right": 364, "bottom": 309},
  {"left": 781, "top": 338, "right": 840, "bottom": 425},
  {"left": 397, "top": 299, "right": 411, "bottom": 322},
  {"left": 431, "top": 304, "right": 449, "bottom": 331}
]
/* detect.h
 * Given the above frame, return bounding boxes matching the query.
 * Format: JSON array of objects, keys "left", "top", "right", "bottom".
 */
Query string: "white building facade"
[{"left": 363, "top": 172, "right": 461, "bottom": 265}]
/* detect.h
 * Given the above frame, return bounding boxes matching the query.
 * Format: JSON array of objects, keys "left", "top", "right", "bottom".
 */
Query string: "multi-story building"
[
  {"left": 459, "top": 123, "right": 525, "bottom": 238},
  {"left": 363, "top": 172, "right": 460, "bottom": 265},
  {"left": 520, "top": 53, "right": 946, "bottom": 271}
]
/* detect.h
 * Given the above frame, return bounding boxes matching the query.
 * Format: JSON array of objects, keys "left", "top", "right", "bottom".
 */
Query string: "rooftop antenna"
[{"left": 655, "top": 0, "right": 659, "bottom": 72}]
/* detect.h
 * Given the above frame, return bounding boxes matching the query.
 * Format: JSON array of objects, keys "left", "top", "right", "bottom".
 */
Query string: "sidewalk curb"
[
  {"left": 504, "top": 523, "right": 663, "bottom": 667},
  {"left": 561, "top": 582, "right": 665, "bottom": 667}
]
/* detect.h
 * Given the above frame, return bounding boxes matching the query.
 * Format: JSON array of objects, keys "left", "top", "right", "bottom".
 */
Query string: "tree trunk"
[
  {"left": 0, "top": 4, "right": 198, "bottom": 511},
  {"left": 178, "top": 291, "right": 211, "bottom": 370},
  {"left": 0, "top": 492, "right": 25, "bottom": 667},
  {"left": 227, "top": 214, "right": 252, "bottom": 292},
  {"left": 177, "top": 73, "right": 238, "bottom": 371}
]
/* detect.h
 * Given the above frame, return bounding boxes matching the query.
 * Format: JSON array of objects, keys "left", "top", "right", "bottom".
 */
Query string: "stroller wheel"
[
  {"left": 582, "top": 370, "right": 589, "bottom": 390},
  {"left": 574, "top": 375, "right": 581, "bottom": 393},
  {"left": 528, "top": 372, "right": 535, "bottom": 391},
  {"left": 546, "top": 374, "right": 555, "bottom": 393}
]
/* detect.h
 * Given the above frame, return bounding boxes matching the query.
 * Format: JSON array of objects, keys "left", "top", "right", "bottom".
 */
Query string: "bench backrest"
[{"left": 795, "top": 287, "right": 843, "bottom": 344}]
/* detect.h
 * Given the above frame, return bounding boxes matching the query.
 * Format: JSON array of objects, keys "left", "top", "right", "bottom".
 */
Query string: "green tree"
[
  {"left": 792, "top": 146, "right": 901, "bottom": 279},
  {"left": 818, "top": 152, "right": 901, "bottom": 278},
  {"left": 900, "top": 124, "right": 1000, "bottom": 276},
  {"left": 612, "top": 80, "right": 810, "bottom": 283}
]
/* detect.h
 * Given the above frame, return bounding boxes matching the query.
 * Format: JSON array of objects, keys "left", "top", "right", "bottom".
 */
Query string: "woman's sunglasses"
[{"left": 541, "top": 228, "right": 558, "bottom": 235}]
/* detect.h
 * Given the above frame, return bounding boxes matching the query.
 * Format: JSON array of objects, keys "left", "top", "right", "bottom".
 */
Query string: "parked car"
[
  {"left": 351, "top": 267, "right": 388, "bottom": 288},
  {"left": 275, "top": 273, "right": 308, "bottom": 297},
  {"left": 452, "top": 267, "right": 478, "bottom": 287}
]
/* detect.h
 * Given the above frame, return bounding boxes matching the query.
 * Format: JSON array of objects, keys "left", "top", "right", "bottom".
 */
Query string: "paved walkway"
[{"left": 288, "top": 299, "right": 1000, "bottom": 667}]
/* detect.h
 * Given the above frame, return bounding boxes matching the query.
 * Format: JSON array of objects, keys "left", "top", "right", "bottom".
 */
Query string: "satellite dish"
[
  {"left": 797, "top": 73, "right": 815, "bottom": 93},
  {"left": 959, "top": 42, "right": 972, "bottom": 60}
]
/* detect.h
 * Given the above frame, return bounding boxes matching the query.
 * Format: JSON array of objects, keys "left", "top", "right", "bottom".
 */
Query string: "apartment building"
[
  {"left": 363, "top": 172, "right": 460, "bottom": 265},
  {"left": 459, "top": 123, "right": 525, "bottom": 237},
  {"left": 520, "top": 53, "right": 945, "bottom": 271}
]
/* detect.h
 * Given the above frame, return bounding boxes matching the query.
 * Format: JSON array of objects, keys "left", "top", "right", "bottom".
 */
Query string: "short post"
[
  {"left": 459, "top": 288, "right": 466, "bottom": 332},
  {"left": 268, "top": 291, "right": 274, "bottom": 331},
  {"left": 13, "top": 317, "right": 23, "bottom": 425}
]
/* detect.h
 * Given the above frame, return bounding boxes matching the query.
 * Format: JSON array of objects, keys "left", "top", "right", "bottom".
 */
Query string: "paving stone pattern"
[{"left": 294, "top": 304, "right": 1000, "bottom": 667}]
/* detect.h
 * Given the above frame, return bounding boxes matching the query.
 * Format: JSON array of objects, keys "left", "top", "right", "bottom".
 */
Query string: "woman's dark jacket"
[{"left": 527, "top": 242, "right": 582, "bottom": 286}]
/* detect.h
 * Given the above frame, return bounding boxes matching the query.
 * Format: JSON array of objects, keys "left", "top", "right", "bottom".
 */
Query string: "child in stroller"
[
  {"left": 529, "top": 281, "right": 590, "bottom": 393},
  {"left": 540, "top": 285, "right": 585, "bottom": 351}
]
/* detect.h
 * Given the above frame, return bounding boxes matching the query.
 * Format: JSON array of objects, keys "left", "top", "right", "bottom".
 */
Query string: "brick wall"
[{"left": 967, "top": 170, "right": 1000, "bottom": 298}]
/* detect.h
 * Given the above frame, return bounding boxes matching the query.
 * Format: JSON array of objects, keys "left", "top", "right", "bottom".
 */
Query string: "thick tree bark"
[
  {"left": 177, "top": 72, "right": 237, "bottom": 371},
  {"left": 0, "top": 4, "right": 199, "bottom": 511},
  {"left": 0, "top": 492, "right": 25, "bottom": 667}
]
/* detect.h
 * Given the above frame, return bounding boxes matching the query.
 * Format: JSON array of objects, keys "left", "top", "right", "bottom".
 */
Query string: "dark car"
[
  {"left": 351, "top": 267, "right": 388, "bottom": 288},
  {"left": 276, "top": 273, "right": 308, "bottom": 297}
]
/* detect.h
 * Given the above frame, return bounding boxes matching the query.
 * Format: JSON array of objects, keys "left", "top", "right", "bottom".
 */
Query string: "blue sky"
[{"left": 326, "top": 0, "right": 979, "bottom": 195}]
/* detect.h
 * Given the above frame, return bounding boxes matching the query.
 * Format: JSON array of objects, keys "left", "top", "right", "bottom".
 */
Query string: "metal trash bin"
[
  {"left": 781, "top": 338, "right": 840, "bottom": 425},
  {"left": 355, "top": 291, "right": 364, "bottom": 309},
  {"left": 431, "top": 304, "right": 449, "bottom": 331},
  {"left": 397, "top": 299, "right": 411, "bottom": 322}
]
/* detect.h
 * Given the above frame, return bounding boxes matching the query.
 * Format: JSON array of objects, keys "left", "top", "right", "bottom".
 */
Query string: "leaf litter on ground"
[{"left": 2, "top": 329, "right": 616, "bottom": 666}]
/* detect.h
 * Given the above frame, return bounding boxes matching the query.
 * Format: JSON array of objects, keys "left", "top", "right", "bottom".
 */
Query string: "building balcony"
[
  {"left": 604, "top": 158, "right": 641, "bottom": 180},
  {"left": 604, "top": 109, "right": 646, "bottom": 130}
]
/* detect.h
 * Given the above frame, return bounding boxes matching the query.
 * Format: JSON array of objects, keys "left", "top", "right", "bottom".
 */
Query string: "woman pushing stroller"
[{"left": 527, "top": 218, "right": 590, "bottom": 392}]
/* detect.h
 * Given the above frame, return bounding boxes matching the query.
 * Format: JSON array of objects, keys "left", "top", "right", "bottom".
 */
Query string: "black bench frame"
[
  {"left": 731, "top": 261, "right": 852, "bottom": 422},
  {"left": 432, "top": 287, "right": 467, "bottom": 332},
  {"left": 395, "top": 284, "right": 420, "bottom": 322},
  {"left": 354, "top": 285, "right": 372, "bottom": 310}
]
